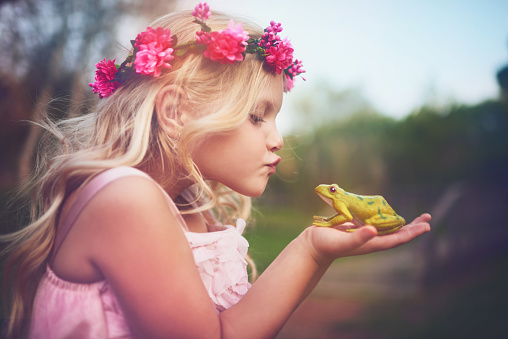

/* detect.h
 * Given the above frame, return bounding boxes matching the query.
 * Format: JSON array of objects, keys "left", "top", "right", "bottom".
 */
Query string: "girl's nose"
[{"left": 268, "top": 126, "right": 283, "bottom": 152}]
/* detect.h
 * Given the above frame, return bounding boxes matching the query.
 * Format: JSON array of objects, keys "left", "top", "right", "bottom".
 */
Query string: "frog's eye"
[{"left": 330, "top": 186, "right": 336, "bottom": 193}]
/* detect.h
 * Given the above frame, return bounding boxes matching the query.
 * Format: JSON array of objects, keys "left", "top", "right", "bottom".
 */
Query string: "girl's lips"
[
  {"left": 270, "top": 158, "right": 281, "bottom": 167},
  {"left": 266, "top": 157, "right": 281, "bottom": 175}
]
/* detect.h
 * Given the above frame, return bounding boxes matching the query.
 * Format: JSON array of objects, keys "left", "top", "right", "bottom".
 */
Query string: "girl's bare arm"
[
  {"left": 220, "top": 214, "right": 431, "bottom": 338},
  {"left": 79, "top": 177, "right": 430, "bottom": 339}
]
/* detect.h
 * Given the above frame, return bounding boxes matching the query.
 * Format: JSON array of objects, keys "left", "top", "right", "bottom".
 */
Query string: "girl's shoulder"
[
  {"left": 51, "top": 166, "right": 187, "bottom": 283},
  {"left": 57, "top": 166, "right": 185, "bottom": 239},
  {"left": 48, "top": 167, "right": 223, "bottom": 336}
]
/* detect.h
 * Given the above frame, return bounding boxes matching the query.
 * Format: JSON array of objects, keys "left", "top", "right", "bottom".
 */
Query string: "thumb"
[{"left": 348, "top": 226, "right": 377, "bottom": 249}]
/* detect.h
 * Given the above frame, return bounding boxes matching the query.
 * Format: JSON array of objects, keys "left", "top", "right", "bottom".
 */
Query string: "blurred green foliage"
[
  {"left": 250, "top": 97, "right": 508, "bottom": 338},
  {"left": 265, "top": 99, "right": 508, "bottom": 213},
  {"left": 255, "top": 97, "right": 508, "bottom": 279},
  {"left": 329, "top": 252, "right": 508, "bottom": 339},
  {"left": 245, "top": 206, "right": 309, "bottom": 273}
]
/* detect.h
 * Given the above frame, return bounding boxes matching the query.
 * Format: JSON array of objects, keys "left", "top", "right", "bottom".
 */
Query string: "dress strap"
[{"left": 51, "top": 167, "right": 188, "bottom": 263}]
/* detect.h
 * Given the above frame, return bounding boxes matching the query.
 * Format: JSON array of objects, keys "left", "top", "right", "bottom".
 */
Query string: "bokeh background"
[{"left": 1, "top": 1, "right": 507, "bottom": 338}]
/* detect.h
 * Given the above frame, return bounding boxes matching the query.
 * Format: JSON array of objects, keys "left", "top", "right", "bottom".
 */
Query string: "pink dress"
[{"left": 29, "top": 167, "right": 251, "bottom": 338}]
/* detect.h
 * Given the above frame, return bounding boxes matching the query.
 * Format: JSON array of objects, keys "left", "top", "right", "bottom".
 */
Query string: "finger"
[
  {"left": 404, "top": 219, "right": 431, "bottom": 237},
  {"left": 350, "top": 226, "right": 377, "bottom": 246},
  {"left": 337, "top": 222, "right": 356, "bottom": 228},
  {"left": 411, "top": 213, "right": 432, "bottom": 224},
  {"left": 382, "top": 221, "right": 430, "bottom": 248},
  {"left": 353, "top": 220, "right": 430, "bottom": 255},
  {"left": 322, "top": 225, "right": 378, "bottom": 258}
]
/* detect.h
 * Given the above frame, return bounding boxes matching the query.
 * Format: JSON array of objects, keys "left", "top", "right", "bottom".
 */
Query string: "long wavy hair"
[{"left": 1, "top": 9, "right": 277, "bottom": 338}]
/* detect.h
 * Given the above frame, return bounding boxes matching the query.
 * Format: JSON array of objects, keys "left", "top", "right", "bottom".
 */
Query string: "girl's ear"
[{"left": 154, "top": 84, "right": 189, "bottom": 139}]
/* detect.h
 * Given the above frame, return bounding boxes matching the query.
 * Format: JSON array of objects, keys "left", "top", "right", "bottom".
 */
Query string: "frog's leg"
[
  {"left": 345, "top": 214, "right": 406, "bottom": 235},
  {"left": 313, "top": 202, "right": 353, "bottom": 227},
  {"left": 376, "top": 225, "right": 404, "bottom": 235},
  {"left": 364, "top": 213, "right": 406, "bottom": 234},
  {"left": 313, "top": 214, "right": 351, "bottom": 227}
]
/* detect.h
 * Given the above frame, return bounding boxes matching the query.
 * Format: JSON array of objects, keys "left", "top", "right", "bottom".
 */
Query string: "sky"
[{"left": 175, "top": 0, "right": 508, "bottom": 133}]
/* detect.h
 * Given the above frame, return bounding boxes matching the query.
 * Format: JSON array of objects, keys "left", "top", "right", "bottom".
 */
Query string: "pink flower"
[
  {"left": 258, "top": 21, "right": 283, "bottom": 49},
  {"left": 199, "top": 20, "right": 249, "bottom": 64},
  {"left": 258, "top": 31, "right": 280, "bottom": 48},
  {"left": 195, "top": 30, "right": 211, "bottom": 45},
  {"left": 192, "top": 2, "right": 211, "bottom": 21},
  {"left": 89, "top": 58, "right": 120, "bottom": 99},
  {"left": 134, "top": 27, "right": 173, "bottom": 50},
  {"left": 265, "top": 39, "right": 294, "bottom": 74},
  {"left": 134, "top": 49, "right": 173, "bottom": 77},
  {"left": 287, "top": 59, "right": 306, "bottom": 78},
  {"left": 133, "top": 27, "right": 174, "bottom": 77},
  {"left": 266, "top": 21, "right": 283, "bottom": 34},
  {"left": 283, "top": 74, "right": 294, "bottom": 92}
]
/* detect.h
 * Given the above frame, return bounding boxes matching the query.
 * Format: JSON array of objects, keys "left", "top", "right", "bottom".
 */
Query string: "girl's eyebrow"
[{"left": 256, "top": 99, "right": 276, "bottom": 112}]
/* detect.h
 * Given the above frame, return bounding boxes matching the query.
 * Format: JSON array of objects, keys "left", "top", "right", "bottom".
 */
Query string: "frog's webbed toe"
[
  {"left": 312, "top": 219, "right": 333, "bottom": 227},
  {"left": 313, "top": 215, "right": 334, "bottom": 222}
]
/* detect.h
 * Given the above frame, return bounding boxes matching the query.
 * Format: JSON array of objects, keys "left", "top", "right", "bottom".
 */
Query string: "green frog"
[{"left": 313, "top": 184, "right": 405, "bottom": 235}]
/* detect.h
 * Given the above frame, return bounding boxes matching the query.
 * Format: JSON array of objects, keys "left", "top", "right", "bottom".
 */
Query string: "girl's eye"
[{"left": 249, "top": 114, "right": 265, "bottom": 124}]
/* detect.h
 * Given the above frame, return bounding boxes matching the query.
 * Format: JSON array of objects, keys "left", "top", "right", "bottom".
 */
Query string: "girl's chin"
[
  {"left": 236, "top": 184, "right": 268, "bottom": 198},
  {"left": 219, "top": 176, "right": 269, "bottom": 198}
]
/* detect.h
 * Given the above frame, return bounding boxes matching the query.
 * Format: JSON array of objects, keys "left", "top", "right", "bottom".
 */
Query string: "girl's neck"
[{"left": 137, "top": 161, "right": 195, "bottom": 200}]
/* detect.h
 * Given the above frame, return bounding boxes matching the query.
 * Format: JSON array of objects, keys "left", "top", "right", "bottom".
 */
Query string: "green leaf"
[
  {"left": 192, "top": 19, "right": 212, "bottom": 33},
  {"left": 176, "top": 47, "right": 189, "bottom": 57}
]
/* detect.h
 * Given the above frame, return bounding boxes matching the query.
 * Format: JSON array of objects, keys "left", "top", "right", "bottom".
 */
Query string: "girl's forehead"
[{"left": 255, "top": 75, "right": 284, "bottom": 112}]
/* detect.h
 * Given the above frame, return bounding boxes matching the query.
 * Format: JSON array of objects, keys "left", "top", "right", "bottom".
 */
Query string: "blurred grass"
[
  {"left": 245, "top": 205, "right": 311, "bottom": 273},
  {"left": 332, "top": 252, "right": 508, "bottom": 339},
  {"left": 247, "top": 205, "right": 508, "bottom": 338}
]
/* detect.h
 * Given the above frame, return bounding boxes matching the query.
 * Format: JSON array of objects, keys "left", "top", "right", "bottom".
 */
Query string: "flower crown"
[{"left": 89, "top": 2, "right": 305, "bottom": 99}]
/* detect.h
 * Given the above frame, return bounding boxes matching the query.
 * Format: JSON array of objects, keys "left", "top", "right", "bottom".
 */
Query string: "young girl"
[{"left": 2, "top": 3, "right": 431, "bottom": 338}]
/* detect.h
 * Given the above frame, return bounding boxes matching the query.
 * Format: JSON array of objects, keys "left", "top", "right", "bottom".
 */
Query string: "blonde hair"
[{"left": 2, "top": 9, "right": 277, "bottom": 338}]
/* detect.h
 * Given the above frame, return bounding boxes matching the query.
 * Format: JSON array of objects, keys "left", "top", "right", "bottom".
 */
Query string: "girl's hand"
[{"left": 303, "top": 213, "right": 431, "bottom": 265}]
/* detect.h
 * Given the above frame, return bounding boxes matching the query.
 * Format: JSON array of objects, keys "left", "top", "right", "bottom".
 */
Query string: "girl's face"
[{"left": 192, "top": 75, "right": 284, "bottom": 197}]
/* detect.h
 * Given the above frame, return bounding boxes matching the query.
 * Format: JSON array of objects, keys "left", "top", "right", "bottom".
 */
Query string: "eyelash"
[{"left": 249, "top": 114, "right": 265, "bottom": 124}]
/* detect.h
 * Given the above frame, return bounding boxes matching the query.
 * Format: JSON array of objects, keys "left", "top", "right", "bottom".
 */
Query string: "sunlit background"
[
  {"left": 1, "top": 1, "right": 507, "bottom": 338},
  {"left": 178, "top": 0, "right": 508, "bottom": 133}
]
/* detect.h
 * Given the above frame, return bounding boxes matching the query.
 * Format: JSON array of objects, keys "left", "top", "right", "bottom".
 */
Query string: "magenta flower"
[
  {"left": 258, "top": 21, "right": 282, "bottom": 49},
  {"left": 89, "top": 58, "right": 121, "bottom": 99},
  {"left": 134, "top": 27, "right": 173, "bottom": 49},
  {"left": 195, "top": 30, "right": 211, "bottom": 45},
  {"left": 88, "top": 4, "right": 305, "bottom": 98},
  {"left": 266, "top": 21, "right": 283, "bottom": 34},
  {"left": 199, "top": 20, "right": 248, "bottom": 64},
  {"left": 265, "top": 39, "right": 294, "bottom": 74},
  {"left": 134, "top": 49, "right": 173, "bottom": 77},
  {"left": 258, "top": 31, "right": 281, "bottom": 49},
  {"left": 283, "top": 74, "right": 295, "bottom": 92},
  {"left": 192, "top": 2, "right": 211, "bottom": 21},
  {"left": 287, "top": 59, "right": 306, "bottom": 79},
  {"left": 133, "top": 27, "right": 174, "bottom": 77}
]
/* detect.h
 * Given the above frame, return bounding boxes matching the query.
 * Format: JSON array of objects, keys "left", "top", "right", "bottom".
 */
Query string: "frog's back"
[{"left": 344, "top": 193, "right": 395, "bottom": 217}]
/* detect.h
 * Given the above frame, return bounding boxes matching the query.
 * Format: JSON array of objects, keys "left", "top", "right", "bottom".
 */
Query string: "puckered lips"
[{"left": 266, "top": 157, "right": 281, "bottom": 175}]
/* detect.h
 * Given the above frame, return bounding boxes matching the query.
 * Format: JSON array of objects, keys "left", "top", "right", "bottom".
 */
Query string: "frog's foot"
[
  {"left": 313, "top": 215, "right": 334, "bottom": 227},
  {"left": 314, "top": 214, "right": 353, "bottom": 228},
  {"left": 345, "top": 224, "right": 402, "bottom": 235},
  {"left": 314, "top": 221, "right": 359, "bottom": 232},
  {"left": 313, "top": 215, "right": 333, "bottom": 222},
  {"left": 345, "top": 227, "right": 360, "bottom": 233}
]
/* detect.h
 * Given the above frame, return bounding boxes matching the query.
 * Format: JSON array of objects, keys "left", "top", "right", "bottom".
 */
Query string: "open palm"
[{"left": 307, "top": 213, "right": 432, "bottom": 263}]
